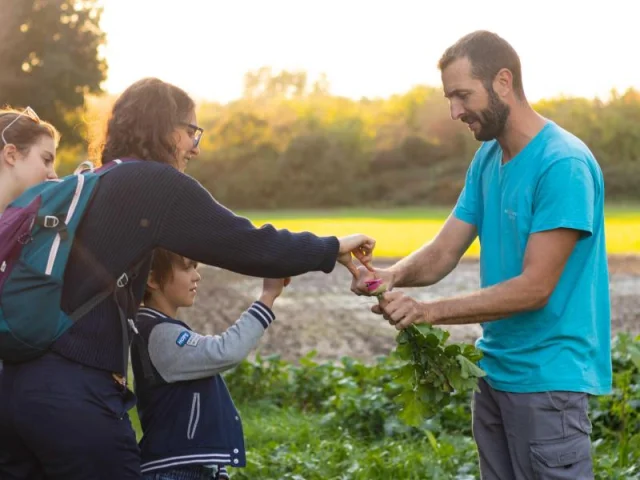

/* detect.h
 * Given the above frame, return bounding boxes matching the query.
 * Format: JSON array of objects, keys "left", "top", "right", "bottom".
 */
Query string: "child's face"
[{"left": 161, "top": 259, "right": 201, "bottom": 310}]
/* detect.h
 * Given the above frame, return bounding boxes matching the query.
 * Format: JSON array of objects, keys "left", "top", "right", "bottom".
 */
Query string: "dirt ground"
[{"left": 180, "top": 255, "right": 640, "bottom": 364}]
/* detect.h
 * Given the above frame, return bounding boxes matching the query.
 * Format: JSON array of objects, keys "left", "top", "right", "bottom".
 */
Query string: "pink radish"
[{"left": 365, "top": 278, "right": 387, "bottom": 296}]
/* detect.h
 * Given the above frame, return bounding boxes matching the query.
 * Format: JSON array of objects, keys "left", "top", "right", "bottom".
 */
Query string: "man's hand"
[
  {"left": 351, "top": 266, "right": 395, "bottom": 296},
  {"left": 372, "top": 291, "right": 434, "bottom": 330},
  {"left": 371, "top": 227, "right": 582, "bottom": 328},
  {"left": 337, "top": 234, "right": 376, "bottom": 278}
]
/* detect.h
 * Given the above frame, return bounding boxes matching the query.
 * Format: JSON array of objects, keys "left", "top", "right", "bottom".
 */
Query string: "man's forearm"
[
  {"left": 389, "top": 241, "right": 461, "bottom": 288},
  {"left": 428, "top": 275, "right": 549, "bottom": 325}
]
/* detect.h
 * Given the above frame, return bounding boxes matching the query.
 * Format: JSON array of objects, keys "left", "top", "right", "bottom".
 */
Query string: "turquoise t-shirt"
[{"left": 453, "top": 120, "right": 612, "bottom": 394}]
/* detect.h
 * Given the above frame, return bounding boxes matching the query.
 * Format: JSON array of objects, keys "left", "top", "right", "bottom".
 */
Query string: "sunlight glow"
[{"left": 98, "top": 0, "right": 638, "bottom": 104}]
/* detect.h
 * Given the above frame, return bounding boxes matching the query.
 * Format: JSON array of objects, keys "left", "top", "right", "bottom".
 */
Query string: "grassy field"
[
  {"left": 128, "top": 334, "right": 640, "bottom": 479},
  {"left": 128, "top": 403, "right": 478, "bottom": 479},
  {"left": 239, "top": 205, "right": 640, "bottom": 258}
]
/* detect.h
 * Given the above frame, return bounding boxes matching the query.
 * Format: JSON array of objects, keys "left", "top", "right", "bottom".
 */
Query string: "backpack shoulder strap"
[{"left": 69, "top": 256, "right": 149, "bottom": 382}]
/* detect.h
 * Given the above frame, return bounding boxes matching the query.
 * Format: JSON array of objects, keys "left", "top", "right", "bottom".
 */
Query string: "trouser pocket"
[{"left": 530, "top": 433, "right": 593, "bottom": 480}]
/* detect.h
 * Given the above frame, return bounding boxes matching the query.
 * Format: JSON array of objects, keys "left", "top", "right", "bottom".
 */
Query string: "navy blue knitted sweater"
[{"left": 53, "top": 160, "right": 339, "bottom": 373}]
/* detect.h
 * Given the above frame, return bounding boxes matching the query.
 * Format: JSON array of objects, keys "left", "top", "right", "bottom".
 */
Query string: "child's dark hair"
[{"left": 143, "top": 248, "right": 198, "bottom": 304}]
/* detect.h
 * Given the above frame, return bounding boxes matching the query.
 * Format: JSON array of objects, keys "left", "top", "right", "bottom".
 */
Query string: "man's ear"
[
  {"left": 493, "top": 68, "right": 513, "bottom": 99},
  {"left": 1, "top": 143, "right": 19, "bottom": 167}
]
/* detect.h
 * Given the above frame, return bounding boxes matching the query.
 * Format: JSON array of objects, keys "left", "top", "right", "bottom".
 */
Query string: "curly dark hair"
[
  {"left": 0, "top": 108, "right": 60, "bottom": 152},
  {"left": 99, "top": 78, "right": 195, "bottom": 166}
]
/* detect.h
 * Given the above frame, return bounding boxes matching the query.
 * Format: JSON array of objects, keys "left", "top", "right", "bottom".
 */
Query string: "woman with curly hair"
[{"left": 0, "top": 78, "right": 375, "bottom": 480}]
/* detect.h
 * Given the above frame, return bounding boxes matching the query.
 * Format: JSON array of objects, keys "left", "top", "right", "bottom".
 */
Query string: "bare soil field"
[{"left": 180, "top": 256, "right": 640, "bottom": 364}]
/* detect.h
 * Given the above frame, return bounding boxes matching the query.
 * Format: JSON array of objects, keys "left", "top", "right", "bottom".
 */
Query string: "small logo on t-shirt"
[
  {"left": 176, "top": 331, "right": 191, "bottom": 347},
  {"left": 504, "top": 209, "right": 517, "bottom": 220}
]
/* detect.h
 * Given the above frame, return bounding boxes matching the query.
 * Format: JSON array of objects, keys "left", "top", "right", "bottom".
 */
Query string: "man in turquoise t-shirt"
[{"left": 352, "top": 30, "right": 610, "bottom": 479}]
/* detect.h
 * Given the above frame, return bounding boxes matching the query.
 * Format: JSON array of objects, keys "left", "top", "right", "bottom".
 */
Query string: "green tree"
[
  {"left": 0, "top": 0, "right": 106, "bottom": 146},
  {"left": 243, "top": 66, "right": 310, "bottom": 100}
]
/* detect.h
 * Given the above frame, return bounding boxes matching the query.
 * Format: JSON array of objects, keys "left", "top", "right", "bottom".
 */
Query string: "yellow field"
[{"left": 249, "top": 217, "right": 640, "bottom": 258}]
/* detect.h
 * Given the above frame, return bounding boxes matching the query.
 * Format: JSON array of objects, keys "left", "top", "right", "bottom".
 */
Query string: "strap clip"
[{"left": 116, "top": 273, "right": 129, "bottom": 288}]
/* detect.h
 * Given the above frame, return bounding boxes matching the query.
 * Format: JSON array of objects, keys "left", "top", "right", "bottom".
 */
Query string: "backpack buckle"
[
  {"left": 43, "top": 216, "right": 60, "bottom": 228},
  {"left": 17, "top": 233, "right": 33, "bottom": 245},
  {"left": 127, "top": 318, "right": 139, "bottom": 334},
  {"left": 73, "top": 160, "right": 95, "bottom": 175},
  {"left": 116, "top": 273, "right": 129, "bottom": 288}
]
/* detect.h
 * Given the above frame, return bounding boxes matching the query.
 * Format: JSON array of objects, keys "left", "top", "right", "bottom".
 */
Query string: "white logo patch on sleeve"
[
  {"left": 186, "top": 333, "right": 201, "bottom": 347},
  {"left": 176, "top": 331, "right": 190, "bottom": 347}
]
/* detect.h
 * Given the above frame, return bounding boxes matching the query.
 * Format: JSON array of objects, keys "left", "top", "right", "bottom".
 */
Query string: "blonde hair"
[{"left": 0, "top": 107, "right": 60, "bottom": 152}]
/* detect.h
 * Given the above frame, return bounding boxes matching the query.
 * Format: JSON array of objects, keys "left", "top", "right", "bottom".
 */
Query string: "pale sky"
[{"left": 99, "top": 0, "right": 637, "bottom": 104}]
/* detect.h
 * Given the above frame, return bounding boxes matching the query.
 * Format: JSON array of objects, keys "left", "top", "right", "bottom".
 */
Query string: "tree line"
[
  {"left": 183, "top": 71, "right": 640, "bottom": 209},
  {"left": 3, "top": 1, "right": 638, "bottom": 209}
]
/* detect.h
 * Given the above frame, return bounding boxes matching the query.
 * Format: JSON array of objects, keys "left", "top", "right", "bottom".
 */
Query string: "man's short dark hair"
[{"left": 438, "top": 30, "right": 524, "bottom": 98}]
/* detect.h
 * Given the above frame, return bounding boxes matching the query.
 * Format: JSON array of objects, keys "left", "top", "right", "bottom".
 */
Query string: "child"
[{"left": 131, "top": 248, "right": 290, "bottom": 480}]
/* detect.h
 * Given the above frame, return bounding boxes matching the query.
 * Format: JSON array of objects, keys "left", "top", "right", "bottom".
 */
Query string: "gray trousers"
[{"left": 472, "top": 378, "right": 594, "bottom": 480}]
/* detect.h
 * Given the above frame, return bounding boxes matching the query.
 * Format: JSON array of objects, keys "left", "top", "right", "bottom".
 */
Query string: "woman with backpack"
[
  {"left": 0, "top": 106, "right": 59, "bottom": 379},
  {"left": 0, "top": 78, "right": 376, "bottom": 480}
]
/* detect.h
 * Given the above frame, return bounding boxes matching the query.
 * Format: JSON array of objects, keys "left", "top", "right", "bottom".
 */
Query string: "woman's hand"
[{"left": 337, "top": 234, "right": 376, "bottom": 278}]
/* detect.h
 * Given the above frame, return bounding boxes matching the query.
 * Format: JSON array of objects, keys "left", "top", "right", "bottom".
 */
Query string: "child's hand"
[{"left": 259, "top": 277, "right": 291, "bottom": 309}]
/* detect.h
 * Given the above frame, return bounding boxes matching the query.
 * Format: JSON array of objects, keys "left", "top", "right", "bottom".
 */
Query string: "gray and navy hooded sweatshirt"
[{"left": 131, "top": 300, "right": 276, "bottom": 477}]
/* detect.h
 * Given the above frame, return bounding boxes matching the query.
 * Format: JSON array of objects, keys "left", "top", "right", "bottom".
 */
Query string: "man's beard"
[{"left": 462, "top": 87, "right": 510, "bottom": 141}]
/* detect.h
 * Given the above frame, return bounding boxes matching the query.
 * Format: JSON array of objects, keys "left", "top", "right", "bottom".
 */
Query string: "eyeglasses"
[
  {"left": 182, "top": 123, "right": 204, "bottom": 149},
  {"left": 1, "top": 106, "right": 40, "bottom": 146}
]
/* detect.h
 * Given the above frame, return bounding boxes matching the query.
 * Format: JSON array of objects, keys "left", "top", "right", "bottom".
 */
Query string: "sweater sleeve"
[
  {"left": 148, "top": 302, "right": 274, "bottom": 382},
  {"left": 155, "top": 173, "right": 340, "bottom": 278}
]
